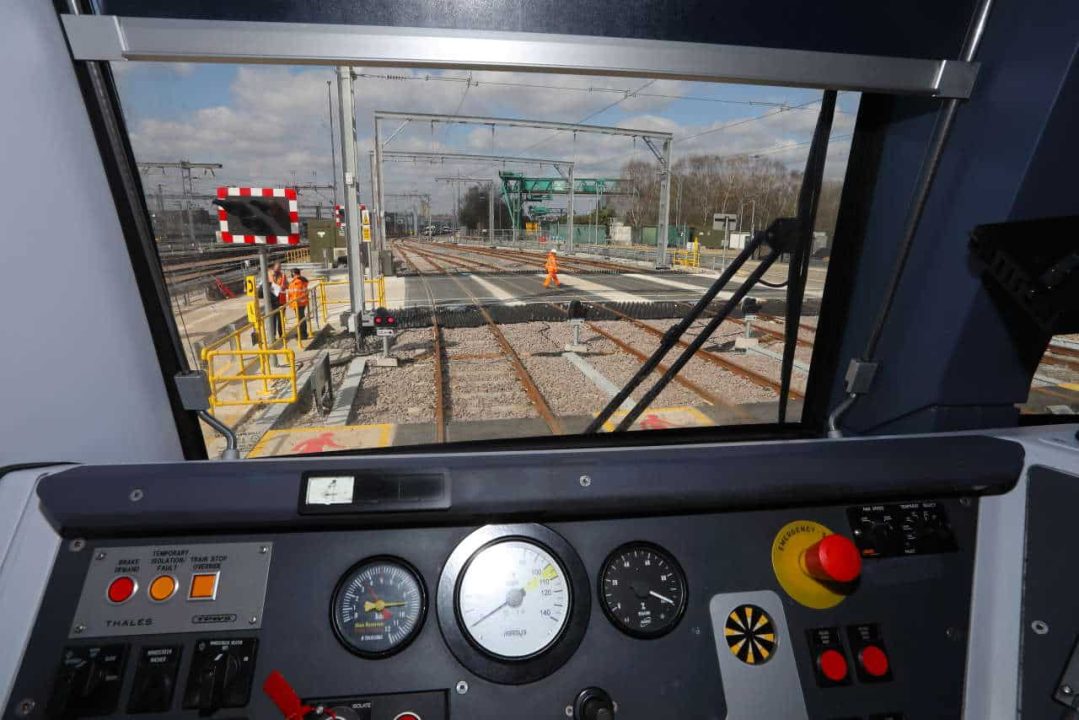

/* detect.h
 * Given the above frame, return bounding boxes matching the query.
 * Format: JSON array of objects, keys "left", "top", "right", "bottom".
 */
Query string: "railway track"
[
  {"left": 590, "top": 303, "right": 804, "bottom": 400},
  {"left": 398, "top": 242, "right": 564, "bottom": 437},
  {"left": 451, "top": 243, "right": 633, "bottom": 273}
]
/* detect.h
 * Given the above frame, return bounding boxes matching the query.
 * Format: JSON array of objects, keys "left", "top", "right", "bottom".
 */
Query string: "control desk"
[{"left": 2, "top": 434, "right": 1024, "bottom": 719}]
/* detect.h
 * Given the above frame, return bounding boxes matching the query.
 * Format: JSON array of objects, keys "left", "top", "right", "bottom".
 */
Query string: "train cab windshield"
[{"left": 110, "top": 62, "right": 863, "bottom": 458}]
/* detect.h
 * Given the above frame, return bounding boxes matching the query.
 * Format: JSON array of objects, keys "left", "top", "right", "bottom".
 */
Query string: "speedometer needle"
[
  {"left": 470, "top": 600, "right": 509, "bottom": 627},
  {"left": 471, "top": 587, "right": 526, "bottom": 627},
  {"left": 649, "top": 590, "right": 675, "bottom": 605}
]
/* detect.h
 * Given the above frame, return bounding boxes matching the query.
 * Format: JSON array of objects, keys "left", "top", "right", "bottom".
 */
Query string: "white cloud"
[{"left": 122, "top": 65, "right": 859, "bottom": 215}]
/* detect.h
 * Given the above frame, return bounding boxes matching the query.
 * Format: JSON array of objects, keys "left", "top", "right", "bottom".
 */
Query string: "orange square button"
[{"left": 188, "top": 572, "right": 219, "bottom": 601}]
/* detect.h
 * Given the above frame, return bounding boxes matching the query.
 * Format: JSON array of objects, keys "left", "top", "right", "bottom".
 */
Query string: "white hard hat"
[{"left": 550, "top": 249, "right": 558, "bottom": 254}]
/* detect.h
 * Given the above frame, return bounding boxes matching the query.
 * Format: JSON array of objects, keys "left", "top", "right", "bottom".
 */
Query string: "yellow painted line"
[{"left": 1061, "top": 383, "right": 1079, "bottom": 392}]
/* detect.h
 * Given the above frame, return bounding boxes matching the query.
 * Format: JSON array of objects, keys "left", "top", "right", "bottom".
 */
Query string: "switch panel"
[
  {"left": 68, "top": 542, "right": 272, "bottom": 638},
  {"left": 847, "top": 502, "right": 957, "bottom": 558},
  {"left": 127, "top": 645, "right": 182, "bottom": 713},
  {"left": 182, "top": 638, "right": 259, "bottom": 714},
  {"left": 47, "top": 644, "right": 127, "bottom": 718},
  {"left": 304, "top": 690, "right": 447, "bottom": 720}
]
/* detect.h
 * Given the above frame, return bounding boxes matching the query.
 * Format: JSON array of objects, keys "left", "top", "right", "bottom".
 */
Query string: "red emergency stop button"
[
  {"left": 392, "top": 714, "right": 422, "bottom": 720},
  {"left": 107, "top": 575, "right": 137, "bottom": 604},
  {"left": 859, "top": 644, "right": 890, "bottom": 678},
  {"left": 817, "top": 648, "right": 849, "bottom": 683},
  {"left": 802, "top": 534, "right": 862, "bottom": 583}
]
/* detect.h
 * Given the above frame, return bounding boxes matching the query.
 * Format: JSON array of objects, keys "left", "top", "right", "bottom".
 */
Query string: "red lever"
[
  {"left": 263, "top": 671, "right": 332, "bottom": 720},
  {"left": 802, "top": 534, "right": 862, "bottom": 583}
]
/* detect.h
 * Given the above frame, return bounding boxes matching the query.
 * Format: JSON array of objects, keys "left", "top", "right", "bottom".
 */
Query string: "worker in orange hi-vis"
[
  {"left": 543, "top": 249, "right": 561, "bottom": 288},
  {"left": 287, "top": 268, "right": 311, "bottom": 340}
]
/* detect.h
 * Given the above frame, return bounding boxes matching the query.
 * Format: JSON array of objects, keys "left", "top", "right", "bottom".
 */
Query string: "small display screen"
[
  {"left": 214, "top": 197, "right": 292, "bottom": 236},
  {"left": 305, "top": 475, "right": 355, "bottom": 506}
]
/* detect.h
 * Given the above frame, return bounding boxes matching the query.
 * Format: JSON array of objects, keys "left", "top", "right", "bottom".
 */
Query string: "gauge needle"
[
  {"left": 470, "top": 600, "right": 509, "bottom": 628},
  {"left": 471, "top": 587, "right": 526, "bottom": 628},
  {"left": 649, "top": 590, "right": 675, "bottom": 605},
  {"left": 364, "top": 599, "right": 406, "bottom": 613}
]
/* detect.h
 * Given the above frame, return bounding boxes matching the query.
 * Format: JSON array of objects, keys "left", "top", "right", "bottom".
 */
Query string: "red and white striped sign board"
[{"left": 215, "top": 186, "right": 300, "bottom": 245}]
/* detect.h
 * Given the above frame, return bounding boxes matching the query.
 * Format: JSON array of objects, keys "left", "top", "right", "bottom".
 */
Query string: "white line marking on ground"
[
  {"left": 468, "top": 275, "right": 525, "bottom": 306},
  {"left": 563, "top": 352, "right": 637, "bottom": 411},
  {"left": 551, "top": 274, "right": 653, "bottom": 303}
]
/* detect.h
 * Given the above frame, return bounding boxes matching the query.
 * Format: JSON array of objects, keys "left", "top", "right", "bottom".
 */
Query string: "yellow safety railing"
[
  {"left": 199, "top": 285, "right": 320, "bottom": 410},
  {"left": 317, "top": 276, "right": 386, "bottom": 324},
  {"left": 203, "top": 348, "right": 297, "bottom": 410},
  {"left": 671, "top": 244, "right": 701, "bottom": 268},
  {"left": 285, "top": 247, "right": 311, "bottom": 263}
]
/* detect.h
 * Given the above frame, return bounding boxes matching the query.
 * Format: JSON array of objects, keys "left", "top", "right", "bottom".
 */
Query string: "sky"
[{"left": 112, "top": 62, "right": 859, "bottom": 219}]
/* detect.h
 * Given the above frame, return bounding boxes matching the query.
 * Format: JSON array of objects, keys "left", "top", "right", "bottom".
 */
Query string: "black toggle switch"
[
  {"left": 128, "top": 646, "right": 182, "bottom": 713},
  {"left": 574, "top": 687, "right": 615, "bottom": 720},
  {"left": 183, "top": 638, "right": 258, "bottom": 716},
  {"left": 47, "top": 645, "right": 127, "bottom": 719}
]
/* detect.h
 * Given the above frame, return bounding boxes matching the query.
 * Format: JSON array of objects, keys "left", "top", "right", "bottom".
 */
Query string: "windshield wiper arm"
[
  {"left": 779, "top": 89, "right": 837, "bottom": 423},
  {"left": 585, "top": 89, "right": 838, "bottom": 434}
]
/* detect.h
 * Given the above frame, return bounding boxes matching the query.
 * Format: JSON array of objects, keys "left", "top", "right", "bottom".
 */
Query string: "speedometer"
[
  {"left": 457, "top": 539, "right": 570, "bottom": 659},
  {"left": 437, "top": 524, "right": 590, "bottom": 684},
  {"left": 331, "top": 557, "right": 426, "bottom": 658}
]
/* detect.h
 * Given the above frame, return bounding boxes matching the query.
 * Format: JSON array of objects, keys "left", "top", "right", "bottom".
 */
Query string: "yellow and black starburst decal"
[{"left": 724, "top": 604, "right": 777, "bottom": 665}]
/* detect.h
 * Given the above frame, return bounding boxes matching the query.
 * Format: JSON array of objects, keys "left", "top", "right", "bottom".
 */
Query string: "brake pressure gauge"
[
  {"left": 331, "top": 557, "right": 426, "bottom": 658},
  {"left": 599, "top": 542, "right": 687, "bottom": 638}
]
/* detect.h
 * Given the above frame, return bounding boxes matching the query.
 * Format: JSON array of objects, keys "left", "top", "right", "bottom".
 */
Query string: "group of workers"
[
  {"left": 266, "top": 260, "right": 310, "bottom": 340},
  {"left": 261, "top": 249, "right": 559, "bottom": 344}
]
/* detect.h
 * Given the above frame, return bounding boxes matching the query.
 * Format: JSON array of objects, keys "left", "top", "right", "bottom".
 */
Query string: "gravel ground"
[
  {"left": 498, "top": 322, "right": 610, "bottom": 417},
  {"left": 597, "top": 319, "right": 779, "bottom": 407},
  {"left": 350, "top": 329, "right": 436, "bottom": 425},
  {"left": 581, "top": 322, "right": 712, "bottom": 408},
  {"left": 443, "top": 326, "right": 536, "bottom": 420}
]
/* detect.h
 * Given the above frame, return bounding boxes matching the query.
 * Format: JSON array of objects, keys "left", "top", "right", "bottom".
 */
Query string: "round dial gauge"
[
  {"left": 599, "top": 543, "right": 687, "bottom": 638},
  {"left": 331, "top": 557, "right": 426, "bottom": 658},
  {"left": 457, "top": 539, "right": 571, "bottom": 659}
]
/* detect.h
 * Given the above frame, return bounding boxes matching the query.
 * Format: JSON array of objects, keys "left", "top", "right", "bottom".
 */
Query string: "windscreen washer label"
[{"left": 69, "top": 541, "right": 272, "bottom": 638}]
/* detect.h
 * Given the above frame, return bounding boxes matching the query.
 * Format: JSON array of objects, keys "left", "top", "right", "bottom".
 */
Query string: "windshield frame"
[{"left": 59, "top": 9, "right": 970, "bottom": 459}]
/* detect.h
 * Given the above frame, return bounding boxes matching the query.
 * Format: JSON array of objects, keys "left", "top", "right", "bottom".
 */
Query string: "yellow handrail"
[
  {"left": 317, "top": 277, "right": 387, "bottom": 324},
  {"left": 202, "top": 348, "right": 296, "bottom": 410}
]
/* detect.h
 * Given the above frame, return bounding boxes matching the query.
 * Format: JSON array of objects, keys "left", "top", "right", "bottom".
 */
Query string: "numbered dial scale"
[
  {"left": 599, "top": 543, "right": 687, "bottom": 638},
  {"left": 331, "top": 557, "right": 427, "bottom": 658},
  {"left": 438, "top": 524, "right": 591, "bottom": 684},
  {"left": 458, "top": 540, "right": 571, "bottom": 659}
]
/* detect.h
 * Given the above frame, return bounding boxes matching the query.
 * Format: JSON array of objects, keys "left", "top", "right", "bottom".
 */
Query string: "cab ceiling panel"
[{"left": 93, "top": 0, "right": 977, "bottom": 60}]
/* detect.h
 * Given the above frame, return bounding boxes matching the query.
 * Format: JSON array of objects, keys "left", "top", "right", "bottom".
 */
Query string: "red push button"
[
  {"left": 393, "top": 714, "right": 421, "bottom": 720},
  {"left": 859, "top": 644, "right": 890, "bottom": 678},
  {"left": 802, "top": 534, "right": 862, "bottom": 583},
  {"left": 817, "top": 648, "right": 849, "bottom": 683},
  {"left": 107, "top": 575, "right": 137, "bottom": 604}
]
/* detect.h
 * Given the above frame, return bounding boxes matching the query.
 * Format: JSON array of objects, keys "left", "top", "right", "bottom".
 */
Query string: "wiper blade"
[
  {"left": 585, "top": 89, "right": 838, "bottom": 433},
  {"left": 779, "top": 89, "right": 837, "bottom": 423}
]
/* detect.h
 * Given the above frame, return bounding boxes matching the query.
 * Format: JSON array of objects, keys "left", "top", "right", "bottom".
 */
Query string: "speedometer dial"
[
  {"left": 331, "top": 557, "right": 426, "bottom": 658},
  {"left": 457, "top": 540, "right": 571, "bottom": 659}
]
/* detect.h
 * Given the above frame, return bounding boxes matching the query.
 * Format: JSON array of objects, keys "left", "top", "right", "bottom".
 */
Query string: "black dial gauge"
[
  {"left": 599, "top": 542, "right": 687, "bottom": 638},
  {"left": 331, "top": 557, "right": 427, "bottom": 658}
]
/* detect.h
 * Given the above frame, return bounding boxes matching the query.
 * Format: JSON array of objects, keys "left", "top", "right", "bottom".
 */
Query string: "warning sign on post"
[
  {"left": 244, "top": 275, "right": 256, "bottom": 297},
  {"left": 362, "top": 226, "right": 372, "bottom": 242}
]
